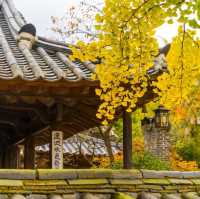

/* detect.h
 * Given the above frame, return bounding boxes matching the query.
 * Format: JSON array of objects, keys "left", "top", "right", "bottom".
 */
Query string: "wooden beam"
[
  {"left": 24, "top": 137, "right": 35, "bottom": 169},
  {"left": 123, "top": 111, "right": 133, "bottom": 169}
]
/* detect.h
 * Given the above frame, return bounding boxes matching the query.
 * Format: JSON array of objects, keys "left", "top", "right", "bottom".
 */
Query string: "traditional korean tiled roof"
[
  {"left": 36, "top": 133, "right": 122, "bottom": 156},
  {"left": 0, "top": 0, "right": 169, "bottom": 84},
  {"left": 0, "top": 0, "right": 95, "bottom": 83}
]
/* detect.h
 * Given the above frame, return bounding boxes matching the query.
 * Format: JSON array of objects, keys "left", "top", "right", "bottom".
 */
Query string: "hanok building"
[{"left": 0, "top": 0, "right": 170, "bottom": 169}]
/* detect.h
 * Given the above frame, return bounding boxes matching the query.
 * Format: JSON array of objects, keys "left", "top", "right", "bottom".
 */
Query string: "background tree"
[{"left": 51, "top": 0, "right": 200, "bottom": 169}]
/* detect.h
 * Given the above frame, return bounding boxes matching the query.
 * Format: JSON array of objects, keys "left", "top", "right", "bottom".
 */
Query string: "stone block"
[
  {"left": 163, "top": 185, "right": 178, "bottom": 190},
  {"left": 24, "top": 180, "right": 67, "bottom": 186},
  {"left": 26, "top": 195, "right": 47, "bottom": 199},
  {"left": 77, "top": 169, "right": 112, "bottom": 179},
  {"left": 141, "top": 170, "right": 183, "bottom": 179},
  {"left": 114, "top": 193, "right": 135, "bottom": 199},
  {"left": 191, "top": 179, "right": 200, "bottom": 185},
  {"left": 63, "top": 194, "right": 77, "bottom": 199},
  {"left": 0, "top": 170, "right": 35, "bottom": 179},
  {"left": 77, "top": 189, "right": 115, "bottom": 193},
  {"left": 143, "top": 179, "right": 170, "bottom": 185},
  {"left": 162, "top": 194, "right": 181, "bottom": 199},
  {"left": 110, "top": 179, "right": 142, "bottom": 185},
  {"left": 0, "top": 195, "right": 8, "bottom": 199},
  {"left": 68, "top": 179, "right": 108, "bottom": 185},
  {"left": 111, "top": 170, "right": 142, "bottom": 179},
  {"left": 10, "top": 195, "right": 26, "bottom": 199},
  {"left": 136, "top": 184, "right": 163, "bottom": 190},
  {"left": 0, "top": 180, "right": 23, "bottom": 187},
  {"left": 49, "top": 195, "right": 63, "bottom": 199},
  {"left": 168, "top": 179, "right": 193, "bottom": 185},
  {"left": 82, "top": 193, "right": 111, "bottom": 199},
  {"left": 182, "top": 192, "right": 200, "bottom": 199},
  {"left": 38, "top": 170, "right": 77, "bottom": 180},
  {"left": 182, "top": 172, "right": 200, "bottom": 179},
  {"left": 125, "top": 193, "right": 138, "bottom": 199}
]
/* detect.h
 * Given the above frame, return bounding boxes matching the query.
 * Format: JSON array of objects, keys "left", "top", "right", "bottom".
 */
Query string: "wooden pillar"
[
  {"left": 10, "top": 146, "right": 20, "bottom": 169},
  {"left": 24, "top": 137, "right": 35, "bottom": 169},
  {"left": 123, "top": 111, "right": 133, "bottom": 169},
  {"left": 0, "top": 146, "right": 5, "bottom": 168},
  {"left": 3, "top": 148, "right": 11, "bottom": 169},
  {"left": 50, "top": 131, "right": 63, "bottom": 169}
]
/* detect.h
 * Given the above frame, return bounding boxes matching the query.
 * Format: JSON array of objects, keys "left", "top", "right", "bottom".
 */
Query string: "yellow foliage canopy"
[{"left": 71, "top": 0, "right": 200, "bottom": 124}]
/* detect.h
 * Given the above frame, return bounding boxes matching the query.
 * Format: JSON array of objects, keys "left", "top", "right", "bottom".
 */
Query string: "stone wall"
[{"left": 0, "top": 169, "right": 199, "bottom": 198}]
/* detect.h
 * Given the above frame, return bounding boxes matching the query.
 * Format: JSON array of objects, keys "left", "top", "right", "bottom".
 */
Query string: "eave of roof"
[
  {"left": 0, "top": 0, "right": 97, "bottom": 85},
  {"left": 0, "top": 0, "right": 169, "bottom": 86}
]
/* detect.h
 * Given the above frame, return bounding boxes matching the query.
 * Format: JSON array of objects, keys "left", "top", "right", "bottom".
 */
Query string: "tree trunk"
[{"left": 98, "top": 125, "right": 114, "bottom": 166}]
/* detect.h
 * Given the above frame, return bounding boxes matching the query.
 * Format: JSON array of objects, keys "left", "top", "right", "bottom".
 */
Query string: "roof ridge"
[{"left": 2, "top": 0, "right": 72, "bottom": 53}]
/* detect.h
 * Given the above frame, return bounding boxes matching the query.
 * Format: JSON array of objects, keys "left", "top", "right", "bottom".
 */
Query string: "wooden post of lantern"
[
  {"left": 123, "top": 111, "right": 133, "bottom": 169},
  {"left": 51, "top": 131, "right": 63, "bottom": 169}
]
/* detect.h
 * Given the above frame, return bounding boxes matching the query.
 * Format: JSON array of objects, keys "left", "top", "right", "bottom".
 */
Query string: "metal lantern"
[
  {"left": 142, "top": 117, "right": 154, "bottom": 131},
  {"left": 155, "top": 105, "right": 170, "bottom": 128}
]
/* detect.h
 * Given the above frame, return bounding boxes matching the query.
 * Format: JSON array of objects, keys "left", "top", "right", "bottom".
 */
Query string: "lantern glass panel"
[
  {"left": 155, "top": 108, "right": 169, "bottom": 128},
  {"left": 160, "top": 113, "right": 168, "bottom": 127}
]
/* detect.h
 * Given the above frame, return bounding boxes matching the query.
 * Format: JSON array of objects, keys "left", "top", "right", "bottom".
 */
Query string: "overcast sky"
[
  {"left": 14, "top": 0, "right": 86, "bottom": 38},
  {"left": 14, "top": 0, "right": 178, "bottom": 45}
]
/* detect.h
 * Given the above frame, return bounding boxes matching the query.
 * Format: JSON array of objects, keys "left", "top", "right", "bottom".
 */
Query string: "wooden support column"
[
  {"left": 123, "top": 111, "right": 133, "bottom": 169},
  {"left": 10, "top": 146, "right": 20, "bottom": 169},
  {"left": 3, "top": 148, "right": 11, "bottom": 169},
  {"left": 24, "top": 137, "right": 35, "bottom": 169},
  {"left": 0, "top": 146, "right": 5, "bottom": 168}
]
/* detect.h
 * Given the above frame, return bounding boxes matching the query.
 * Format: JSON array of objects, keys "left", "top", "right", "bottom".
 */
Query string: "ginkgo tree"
[{"left": 64, "top": 0, "right": 200, "bottom": 125}]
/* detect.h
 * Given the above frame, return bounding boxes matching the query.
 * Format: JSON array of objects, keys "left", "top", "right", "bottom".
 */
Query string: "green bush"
[
  {"left": 111, "top": 152, "right": 170, "bottom": 170},
  {"left": 111, "top": 160, "right": 123, "bottom": 169},
  {"left": 177, "top": 138, "right": 200, "bottom": 167},
  {"left": 133, "top": 152, "right": 170, "bottom": 170}
]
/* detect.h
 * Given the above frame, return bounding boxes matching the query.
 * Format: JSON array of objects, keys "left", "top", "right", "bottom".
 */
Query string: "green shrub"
[
  {"left": 177, "top": 138, "right": 200, "bottom": 167},
  {"left": 133, "top": 152, "right": 170, "bottom": 170},
  {"left": 111, "top": 160, "right": 123, "bottom": 169},
  {"left": 111, "top": 152, "right": 170, "bottom": 170}
]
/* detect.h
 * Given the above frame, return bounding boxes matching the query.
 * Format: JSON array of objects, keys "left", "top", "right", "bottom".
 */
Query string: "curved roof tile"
[
  {"left": 0, "top": 0, "right": 169, "bottom": 84},
  {"left": 0, "top": 0, "right": 94, "bottom": 83}
]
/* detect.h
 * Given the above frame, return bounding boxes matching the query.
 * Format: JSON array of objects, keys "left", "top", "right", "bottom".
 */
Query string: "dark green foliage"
[
  {"left": 176, "top": 126, "right": 200, "bottom": 167},
  {"left": 132, "top": 152, "right": 170, "bottom": 170},
  {"left": 111, "top": 152, "right": 170, "bottom": 170}
]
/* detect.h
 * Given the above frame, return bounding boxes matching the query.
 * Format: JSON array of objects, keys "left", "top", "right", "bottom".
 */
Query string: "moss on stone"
[
  {"left": 110, "top": 179, "right": 142, "bottom": 185},
  {"left": 190, "top": 179, "right": 200, "bottom": 185},
  {"left": 23, "top": 180, "right": 67, "bottom": 186},
  {"left": 38, "top": 169, "right": 78, "bottom": 180},
  {"left": 114, "top": 193, "right": 135, "bottom": 199},
  {"left": 76, "top": 169, "right": 113, "bottom": 179},
  {"left": 143, "top": 179, "right": 170, "bottom": 185},
  {"left": 0, "top": 180, "right": 23, "bottom": 187},
  {"left": 168, "top": 179, "right": 193, "bottom": 185},
  {"left": 112, "top": 170, "right": 142, "bottom": 179},
  {"left": 68, "top": 179, "right": 108, "bottom": 185}
]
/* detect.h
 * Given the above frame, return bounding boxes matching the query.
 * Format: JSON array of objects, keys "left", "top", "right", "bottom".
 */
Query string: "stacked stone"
[
  {"left": 0, "top": 170, "right": 199, "bottom": 198},
  {"left": 143, "top": 124, "right": 171, "bottom": 161}
]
